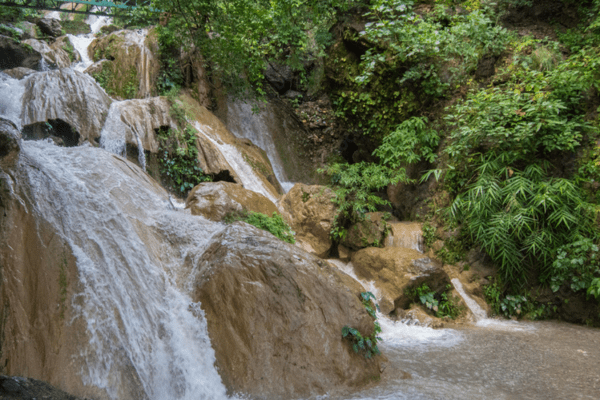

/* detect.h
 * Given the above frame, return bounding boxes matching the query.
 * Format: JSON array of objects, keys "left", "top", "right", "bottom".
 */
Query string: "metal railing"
[{"left": 0, "top": 0, "right": 152, "bottom": 16}]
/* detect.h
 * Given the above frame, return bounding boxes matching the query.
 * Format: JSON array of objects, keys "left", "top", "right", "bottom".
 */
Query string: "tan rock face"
[
  {"left": 0, "top": 118, "right": 21, "bottom": 169},
  {"left": 193, "top": 223, "right": 382, "bottom": 399},
  {"left": 88, "top": 28, "right": 160, "bottom": 99},
  {"left": 279, "top": 183, "right": 337, "bottom": 258},
  {"left": 351, "top": 247, "right": 449, "bottom": 314},
  {"left": 21, "top": 69, "right": 112, "bottom": 143},
  {"left": 185, "top": 181, "right": 278, "bottom": 221},
  {"left": 384, "top": 222, "right": 424, "bottom": 252}
]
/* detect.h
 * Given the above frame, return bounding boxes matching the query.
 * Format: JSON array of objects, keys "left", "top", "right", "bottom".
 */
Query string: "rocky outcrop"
[
  {"left": 0, "top": 118, "right": 21, "bottom": 169},
  {"left": 186, "top": 181, "right": 278, "bottom": 221},
  {"left": 21, "top": 69, "right": 112, "bottom": 143},
  {"left": 23, "top": 38, "right": 71, "bottom": 68},
  {"left": 279, "top": 183, "right": 337, "bottom": 257},
  {"left": 36, "top": 17, "right": 63, "bottom": 37},
  {"left": 351, "top": 247, "right": 449, "bottom": 314},
  {"left": 193, "top": 223, "right": 382, "bottom": 399},
  {"left": 0, "top": 375, "right": 85, "bottom": 400},
  {"left": 0, "top": 35, "right": 43, "bottom": 70},
  {"left": 342, "top": 212, "right": 389, "bottom": 250},
  {"left": 88, "top": 28, "right": 160, "bottom": 99},
  {"left": 2, "top": 67, "right": 36, "bottom": 79}
]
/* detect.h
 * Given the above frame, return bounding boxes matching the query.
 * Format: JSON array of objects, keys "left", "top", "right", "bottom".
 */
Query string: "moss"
[
  {"left": 92, "top": 62, "right": 138, "bottom": 99},
  {"left": 61, "top": 20, "right": 91, "bottom": 35}
]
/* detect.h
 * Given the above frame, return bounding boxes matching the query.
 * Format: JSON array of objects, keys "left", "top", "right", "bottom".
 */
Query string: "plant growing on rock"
[
  {"left": 223, "top": 210, "right": 295, "bottom": 244},
  {"left": 342, "top": 292, "right": 382, "bottom": 359}
]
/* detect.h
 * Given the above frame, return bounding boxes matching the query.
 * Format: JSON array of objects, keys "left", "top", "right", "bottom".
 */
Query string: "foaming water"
[
  {"left": 20, "top": 141, "right": 231, "bottom": 400},
  {"left": 193, "top": 120, "right": 279, "bottom": 204},
  {"left": 327, "top": 259, "right": 380, "bottom": 299},
  {"left": 0, "top": 72, "right": 25, "bottom": 128},
  {"left": 68, "top": 34, "right": 95, "bottom": 72}
]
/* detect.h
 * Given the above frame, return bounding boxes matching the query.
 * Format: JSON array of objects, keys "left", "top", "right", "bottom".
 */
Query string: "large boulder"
[
  {"left": 2, "top": 67, "right": 36, "bottom": 79},
  {"left": 0, "top": 375, "right": 85, "bottom": 400},
  {"left": 88, "top": 28, "right": 160, "bottom": 99},
  {"left": 0, "top": 118, "right": 21, "bottom": 169},
  {"left": 193, "top": 223, "right": 382, "bottom": 399},
  {"left": 0, "top": 35, "right": 43, "bottom": 70},
  {"left": 186, "top": 181, "right": 278, "bottom": 221},
  {"left": 36, "top": 18, "right": 63, "bottom": 37},
  {"left": 21, "top": 69, "right": 112, "bottom": 144},
  {"left": 351, "top": 247, "right": 449, "bottom": 314},
  {"left": 342, "top": 212, "right": 389, "bottom": 251},
  {"left": 23, "top": 38, "right": 71, "bottom": 68},
  {"left": 278, "top": 183, "right": 337, "bottom": 258}
]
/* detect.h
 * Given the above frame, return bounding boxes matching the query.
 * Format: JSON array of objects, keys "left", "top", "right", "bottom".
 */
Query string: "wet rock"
[
  {"left": 384, "top": 222, "right": 424, "bottom": 252},
  {"left": 342, "top": 212, "right": 388, "bottom": 251},
  {"left": 21, "top": 69, "right": 112, "bottom": 144},
  {"left": 0, "top": 118, "right": 21, "bottom": 168},
  {"left": 279, "top": 183, "right": 337, "bottom": 258},
  {"left": 352, "top": 247, "right": 449, "bottom": 314},
  {"left": 17, "top": 21, "right": 37, "bottom": 39},
  {"left": 37, "top": 17, "right": 63, "bottom": 37},
  {"left": 194, "top": 223, "right": 382, "bottom": 399},
  {"left": 186, "top": 181, "right": 278, "bottom": 221},
  {"left": 0, "top": 375, "right": 84, "bottom": 400},
  {"left": 23, "top": 38, "right": 71, "bottom": 68},
  {"left": 1, "top": 66, "right": 36, "bottom": 79},
  {"left": 88, "top": 28, "right": 160, "bottom": 98},
  {"left": 0, "top": 35, "right": 43, "bottom": 70},
  {"left": 264, "top": 63, "right": 293, "bottom": 94},
  {"left": 52, "top": 35, "right": 81, "bottom": 63}
]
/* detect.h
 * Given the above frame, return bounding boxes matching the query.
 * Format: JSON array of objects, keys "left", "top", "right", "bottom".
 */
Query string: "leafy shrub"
[
  {"left": 408, "top": 283, "right": 463, "bottom": 319},
  {"left": 546, "top": 236, "right": 600, "bottom": 294},
  {"left": 157, "top": 125, "right": 211, "bottom": 194},
  {"left": 224, "top": 210, "right": 296, "bottom": 244}
]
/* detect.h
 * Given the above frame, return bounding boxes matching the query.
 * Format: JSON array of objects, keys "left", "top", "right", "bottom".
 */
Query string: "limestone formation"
[
  {"left": 278, "top": 183, "right": 337, "bottom": 257},
  {"left": 88, "top": 28, "right": 160, "bottom": 99},
  {"left": 23, "top": 38, "right": 71, "bottom": 68},
  {"left": 186, "top": 181, "right": 278, "bottom": 221},
  {"left": 194, "top": 223, "right": 382, "bottom": 399},
  {"left": 21, "top": 69, "right": 112, "bottom": 143},
  {"left": 0, "top": 35, "right": 42, "bottom": 70},
  {"left": 351, "top": 247, "right": 450, "bottom": 314}
]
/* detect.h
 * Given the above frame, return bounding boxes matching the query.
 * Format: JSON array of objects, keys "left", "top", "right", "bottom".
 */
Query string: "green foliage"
[
  {"left": 61, "top": 20, "right": 91, "bottom": 35},
  {"left": 373, "top": 117, "right": 439, "bottom": 167},
  {"left": 588, "top": 278, "right": 600, "bottom": 300},
  {"left": 92, "top": 64, "right": 139, "bottom": 100},
  {"left": 342, "top": 292, "right": 382, "bottom": 359},
  {"left": 546, "top": 236, "right": 600, "bottom": 294},
  {"left": 0, "top": 24, "right": 20, "bottom": 40},
  {"left": 157, "top": 125, "right": 211, "bottom": 194},
  {"left": 0, "top": 5, "right": 41, "bottom": 22},
  {"left": 435, "top": 236, "right": 465, "bottom": 265},
  {"left": 151, "top": 0, "right": 349, "bottom": 96},
  {"left": 423, "top": 222, "right": 437, "bottom": 248},
  {"left": 408, "top": 283, "right": 463, "bottom": 319},
  {"left": 223, "top": 210, "right": 296, "bottom": 244}
]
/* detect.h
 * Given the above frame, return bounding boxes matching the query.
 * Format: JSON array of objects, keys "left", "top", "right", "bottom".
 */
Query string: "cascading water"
[
  {"left": 225, "top": 101, "right": 295, "bottom": 192},
  {"left": 19, "top": 140, "right": 232, "bottom": 400},
  {"left": 0, "top": 72, "right": 25, "bottom": 129}
]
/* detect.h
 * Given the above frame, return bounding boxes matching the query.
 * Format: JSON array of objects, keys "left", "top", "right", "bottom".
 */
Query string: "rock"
[
  {"left": 0, "top": 118, "right": 21, "bottom": 169},
  {"left": 1, "top": 66, "right": 36, "bottom": 79},
  {"left": 185, "top": 181, "right": 278, "bottom": 221},
  {"left": 0, "top": 375, "right": 85, "bottom": 400},
  {"left": 88, "top": 28, "right": 160, "bottom": 99},
  {"left": 193, "top": 223, "right": 382, "bottom": 399},
  {"left": 36, "top": 17, "right": 63, "bottom": 37},
  {"left": 394, "top": 305, "right": 445, "bottom": 329},
  {"left": 23, "top": 38, "right": 71, "bottom": 68},
  {"left": 284, "top": 90, "right": 303, "bottom": 100},
  {"left": 351, "top": 247, "right": 449, "bottom": 314},
  {"left": 16, "top": 21, "right": 38, "bottom": 39},
  {"left": 264, "top": 63, "right": 293, "bottom": 94},
  {"left": 0, "top": 35, "right": 43, "bottom": 70},
  {"left": 338, "top": 244, "right": 351, "bottom": 261},
  {"left": 21, "top": 69, "right": 112, "bottom": 144},
  {"left": 342, "top": 212, "right": 388, "bottom": 251},
  {"left": 278, "top": 183, "right": 337, "bottom": 258},
  {"left": 52, "top": 35, "right": 81, "bottom": 63}
]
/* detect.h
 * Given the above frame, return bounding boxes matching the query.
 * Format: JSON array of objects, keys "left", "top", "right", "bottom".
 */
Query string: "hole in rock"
[
  {"left": 211, "top": 170, "right": 236, "bottom": 183},
  {"left": 22, "top": 119, "right": 80, "bottom": 146}
]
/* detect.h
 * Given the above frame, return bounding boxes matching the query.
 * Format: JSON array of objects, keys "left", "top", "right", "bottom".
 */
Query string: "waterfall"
[
  {"left": 225, "top": 101, "right": 295, "bottom": 192},
  {"left": 0, "top": 72, "right": 25, "bottom": 129},
  {"left": 19, "top": 141, "right": 232, "bottom": 400},
  {"left": 68, "top": 34, "right": 95, "bottom": 72},
  {"left": 384, "top": 222, "right": 424, "bottom": 252}
]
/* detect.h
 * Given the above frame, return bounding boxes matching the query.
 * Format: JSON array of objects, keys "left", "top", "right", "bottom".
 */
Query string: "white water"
[
  {"left": 193, "top": 120, "right": 279, "bottom": 204},
  {"left": 226, "top": 101, "right": 295, "bottom": 192},
  {"left": 20, "top": 141, "right": 231, "bottom": 400},
  {"left": 68, "top": 34, "right": 95, "bottom": 72},
  {"left": 0, "top": 72, "right": 25, "bottom": 129},
  {"left": 451, "top": 278, "right": 487, "bottom": 321}
]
